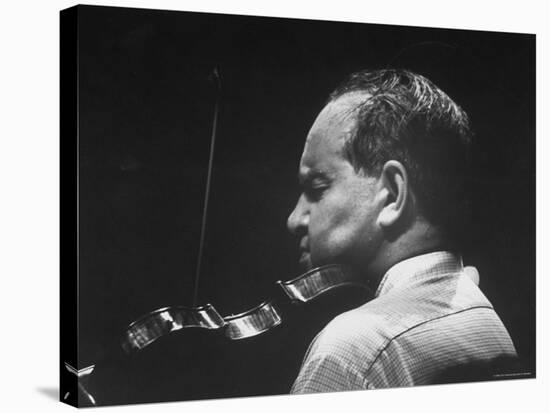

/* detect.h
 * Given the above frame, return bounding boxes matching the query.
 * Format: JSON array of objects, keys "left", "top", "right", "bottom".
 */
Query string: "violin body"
[{"left": 82, "top": 265, "right": 373, "bottom": 405}]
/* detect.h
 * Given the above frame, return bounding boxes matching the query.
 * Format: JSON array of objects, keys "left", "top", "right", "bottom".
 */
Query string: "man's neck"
[{"left": 365, "top": 220, "right": 452, "bottom": 286}]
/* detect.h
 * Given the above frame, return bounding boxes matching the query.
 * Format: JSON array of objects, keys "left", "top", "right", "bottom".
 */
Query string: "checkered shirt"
[{"left": 291, "top": 251, "right": 517, "bottom": 393}]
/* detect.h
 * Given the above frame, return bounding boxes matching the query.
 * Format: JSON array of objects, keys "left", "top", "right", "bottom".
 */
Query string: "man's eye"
[{"left": 304, "top": 186, "right": 327, "bottom": 201}]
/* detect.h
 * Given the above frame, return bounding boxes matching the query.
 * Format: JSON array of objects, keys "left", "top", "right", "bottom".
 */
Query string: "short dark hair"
[{"left": 329, "top": 69, "right": 472, "bottom": 246}]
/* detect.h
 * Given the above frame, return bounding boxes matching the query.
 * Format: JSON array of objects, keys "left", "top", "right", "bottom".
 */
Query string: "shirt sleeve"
[{"left": 290, "top": 352, "right": 368, "bottom": 393}]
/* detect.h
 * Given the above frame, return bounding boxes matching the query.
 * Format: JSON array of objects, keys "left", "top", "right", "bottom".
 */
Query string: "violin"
[
  {"left": 77, "top": 264, "right": 372, "bottom": 406},
  {"left": 122, "top": 264, "right": 369, "bottom": 351},
  {"left": 70, "top": 69, "right": 374, "bottom": 406}
]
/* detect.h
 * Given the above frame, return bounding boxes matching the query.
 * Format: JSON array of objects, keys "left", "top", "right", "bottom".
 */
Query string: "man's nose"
[{"left": 287, "top": 196, "right": 309, "bottom": 235}]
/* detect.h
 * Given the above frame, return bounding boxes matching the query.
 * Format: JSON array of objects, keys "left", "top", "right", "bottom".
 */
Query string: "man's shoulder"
[
  {"left": 308, "top": 270, "right": 498, "bottom": 363},
  {"left": 306, "top": 304, "right": 391, "bottom": 366}
]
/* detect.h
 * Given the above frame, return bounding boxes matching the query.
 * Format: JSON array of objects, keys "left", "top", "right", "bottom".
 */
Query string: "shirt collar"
[{"left": 375, "top": 251, "right": 464, "bottom": 297}]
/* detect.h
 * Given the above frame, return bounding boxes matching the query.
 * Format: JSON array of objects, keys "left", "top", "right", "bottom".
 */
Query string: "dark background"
[{"left": 75, "top": 4, "right": 535, "bottom": 396}]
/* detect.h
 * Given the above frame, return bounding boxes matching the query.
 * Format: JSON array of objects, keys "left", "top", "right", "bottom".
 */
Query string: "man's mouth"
[
  {"left": 297, "top": 238, "right": 312, "bottom": 270},
  {"left": 298, "top": 249, "right": 312, "bottom": 270}
]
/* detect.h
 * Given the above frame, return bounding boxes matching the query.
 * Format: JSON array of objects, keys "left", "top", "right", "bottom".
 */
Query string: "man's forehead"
[
  {"left": 299, "top": 92, "right": 369, "bottom": 172},
  {"left": 318, "top": 92, "right": 369, "bottom": 124}
]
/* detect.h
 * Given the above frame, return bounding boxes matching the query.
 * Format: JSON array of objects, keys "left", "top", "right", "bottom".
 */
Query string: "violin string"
[{"left": 192, "top": 68, "right": 221, "bottom": 308}]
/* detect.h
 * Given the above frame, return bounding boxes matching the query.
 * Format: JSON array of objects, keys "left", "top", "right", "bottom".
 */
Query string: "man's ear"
[{"left": 376, "top": 160, "right": 410, "bottom": 229}]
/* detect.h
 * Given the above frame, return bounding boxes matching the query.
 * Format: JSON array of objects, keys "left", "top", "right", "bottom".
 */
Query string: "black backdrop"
[{"left": 75, "top": 4, "right": 535, "bottom": 396}]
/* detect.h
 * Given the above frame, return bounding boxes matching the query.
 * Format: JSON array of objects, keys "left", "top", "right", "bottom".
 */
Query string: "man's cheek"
[
  {"left": 311, "top": 234, "right": 345, "bottom": 264},
  {"left": 325, "top": 225, "right": 354, "bottom": 250},
  {"left": 310, "top": 238, "right": 332, "bottom": 265}
]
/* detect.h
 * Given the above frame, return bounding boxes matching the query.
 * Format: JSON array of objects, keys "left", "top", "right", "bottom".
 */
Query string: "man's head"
[{"left": 287, "top": 69, "right": 472, "bottom": 278}]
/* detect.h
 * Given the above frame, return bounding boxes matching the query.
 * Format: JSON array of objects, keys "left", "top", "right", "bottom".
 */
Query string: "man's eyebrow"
[{"left": 298, "top": 170, "right": 330, "bottom": 185}]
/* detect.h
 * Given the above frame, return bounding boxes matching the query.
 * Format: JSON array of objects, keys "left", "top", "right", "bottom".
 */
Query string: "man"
[{"left": 287, "top": 69, "right": 517, "bottom": 392}]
